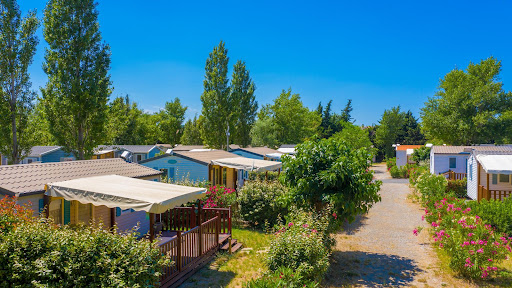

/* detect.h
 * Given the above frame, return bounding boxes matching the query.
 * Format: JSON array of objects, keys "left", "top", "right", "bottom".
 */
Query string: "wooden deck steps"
[{"left": 220, "top": 238, "right": 243, "bottom": 253}]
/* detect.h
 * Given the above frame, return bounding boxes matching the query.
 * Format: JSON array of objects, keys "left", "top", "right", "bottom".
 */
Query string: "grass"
[{"left": 180, "top": 227, "right": 271, "bottom": 288}]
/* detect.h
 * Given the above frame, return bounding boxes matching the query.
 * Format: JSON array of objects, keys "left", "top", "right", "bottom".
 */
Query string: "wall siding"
[
  {"left": 467, "top": 155, "right": 478, "bottom": 200},
  {"left": 431, "top": 154, "right": 469, "bottom": 175},
  {"left": 17, "top": 194, "right": 44, "bottom": 216},
  {"left": 116, "top": 210, "right": 150, "bottom": 236},
  {"left": 396, "top": 150, "right": 407, "bottom": 168},
  {"left": 231, "top": 150, "right": 263, "bottom": 160},
  {"left": 94, "top": 205, "right": 112, "bottom": 229},
  {"left": 140, "top": 155, "right": 208, "bottom": 182},
  {"left": 42, "top": 149, "right": 75, "bottom": 163}
]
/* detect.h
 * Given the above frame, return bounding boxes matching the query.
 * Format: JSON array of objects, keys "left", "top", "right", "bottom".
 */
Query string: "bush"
[
  {"left": 386, "top": 157, "right": 396, "bottom": 170},
  {"left": 446, "top": 179, "right": 467, "bottom": 198},
  {"left": 414, "top": 172, "right": 448, "bottom": 205},
  {"left": 467, "top": 198, "right": 512, "bottom": 236},
  {"left": 238, "top": 181, "right": 289, "bottom": 228},
  {"left": 0, "top": 195, "right": 34, "bottom": 234},
  {"left": 203, "top": 185, "right": 236, "bottom": 208},
  {"left": 248, "top": 171, "right": 280, "bottom": 182},
  {"left": 244, "top": 267, "right": 319, "bottom": 288},
  {"left": 390, "top": 163, "right": 420, "bottom": 179},
  {"left": 0, "top": 220, "right": 170, "bottom": 287},
  {"left": 266, "top": 210, "right": 333, "bottom": 281},
  {"left": 409, "top": 166, "right": 428, "bottom": 185}
]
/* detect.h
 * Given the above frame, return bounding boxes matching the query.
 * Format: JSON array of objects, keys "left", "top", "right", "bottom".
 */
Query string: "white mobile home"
[
  {"left": 467, "top": 151, "right": 512, "bottom": 201},
  {"left": 395, "top": 145, "right": 423, "bottom": 168},
  {"left": 430, "top": 146, "right": 512, "bottom": 175}
]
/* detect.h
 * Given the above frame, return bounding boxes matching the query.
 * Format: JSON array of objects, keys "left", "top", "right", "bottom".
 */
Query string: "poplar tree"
[
  {"left": 0, "top": 0, "right": 39, "bottom": 164},
  {"left": 231, "top": 60, "right": 257, "bottom": 147},
  {"left": 41, "top": 0, "right": 112, "bottom": 160},
  {"left": 157, "top": 98, "right": 187, "bottom": 147},
  {"left": 200, "top": 41, "right": 231, "bottom": 149},
  {"left": 181, "top": 116, "right": 203, "bottom": 145}
]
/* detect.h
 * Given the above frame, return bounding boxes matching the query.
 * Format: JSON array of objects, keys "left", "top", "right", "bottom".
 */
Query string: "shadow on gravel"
[
  {"left": 380, "top": 178, "right": 410, "bottom": 184},
  {"left": 325, "top": 251, "right": 422, "bottom": 287},
  {"left": 341, "top": 214, "right": 368, "bottom": 236}
]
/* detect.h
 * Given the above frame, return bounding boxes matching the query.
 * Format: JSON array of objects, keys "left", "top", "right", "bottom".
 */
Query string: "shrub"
[
  {"left": 414, "top": 172, "right": 448, "bottom": 205},
  {"left": 386, "top": 157, "right": 396, "bottom": 170},
  {"left": 166, "top": 174, "right": 209, "bottom": 188},
  {"left": 446, "top": 179, "right": 467, "bottom": 198},
  {"left": 0, "top": 220, "right": 170, "bottom": 287},
  {"left": 409, "top": 166, "right": 428, "bottom": 185},
  {"left": 467, "top": 198, "right": 512, "bottom": 236},
  {"left": 266, "top": 210, "right": 333, "bottom": 281},
  {"left": 203, "top": 186, "right": 236, "bottom": 208},
  {"left": 248, "top": 171, "right": 280, "bottom": 182},
  {"left": 0, "top": 196, "right": 34, "bottom": 234},
  {"left": 238, "top": 181, "right": 289, "bottom": 228},
  {"left": 244, "top": 267, "right": 319, "bottom": 288}
]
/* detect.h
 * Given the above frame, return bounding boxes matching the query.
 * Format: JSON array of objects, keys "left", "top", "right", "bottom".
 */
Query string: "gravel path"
[{"left": 324, "top": 163, "right": 472, "bottom": 288}]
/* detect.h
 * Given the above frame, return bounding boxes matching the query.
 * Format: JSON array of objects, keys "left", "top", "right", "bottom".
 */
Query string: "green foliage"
[
  {"left": 251, "top": 89, "right": 321, "bottom": 147},
  {"left": 165, "top": 174, "right": 209, "bottom": 188},
  {"left": 0, "top": 196, "right": 34, "bottom": 234},
  {"left": 231, "top": 60, "right": 257, "bottom": 147},
  {"left": 181, "top": 115, "right": 203, "bottom": 145},
  {"left": 414, "top": 172, "right": 448, "bottom": 204},
  {"left": 411, "top": 146, "right": 431, "bottom": 164},
  {"left": 27, "top": 100, "right": 57, "bottom": 146},
  {"left": 408, "top": 166, "right": 429, "bottom": 186},
  {"left": 200, "top": 41, "right": 231, "bottom": 149},
  {"left": 106, "top": 95, "right": 146, "bottom": 145},
  {"left": 421, "top": 57, "right": 512, "bottom": 145},
  {"left": 247, "top": 171, "right": 280, "bottom": 182},
  {"left": 266, "top": 210, "right": 333, "bottom": 281},
  {"left": 244, "top": 267, "right": 319, "bottom": 288},
  {"left": 203, "top": 186, "right": 236, "bottom": 208},
  {"left": 0, "top": 221, "right": 170, "bottom": 287},
  {"left": 238, "top": 180, "right": 289, "bottom": 228},
  {"left": 333, "top": 121, "right": 373, "bottom": 150},
  {"left": 467, "top": 198, "right": 512, "bottom": 236},
  {"left": 283, "top": 137, "right": 381, "bottom": 223},
  {"left": 316, "top": 99, "right": 353, "bottom": 138},
  {"left": 389, "top": 163, "right": 418, "bottom": 179},
  {"left": 41, "top": 0, "right": 112, "bottom": 160},
  {"left": 0, "top": 0, "right": 39, "bottom": 164},
  {"left": 386, "top": 157, "right": 396, "bottom": 170},
  {"left": 157, "top": 97, "right": 187, "bottom": 146},
  {"left": 446, "top": 179, "right": 467, "bottom": 198}
]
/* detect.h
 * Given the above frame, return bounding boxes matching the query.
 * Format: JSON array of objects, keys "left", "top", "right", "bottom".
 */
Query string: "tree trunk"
[
  {"left": 11, "top": 103, "right": 18, "bottom": 164},
  {"left": 78, "top": 124, "right": 84, "bottom": 160}
]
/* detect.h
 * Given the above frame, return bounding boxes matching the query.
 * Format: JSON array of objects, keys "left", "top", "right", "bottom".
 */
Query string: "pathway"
[{"left": 324, "top": 163, "right": 472, "bottom": 287}]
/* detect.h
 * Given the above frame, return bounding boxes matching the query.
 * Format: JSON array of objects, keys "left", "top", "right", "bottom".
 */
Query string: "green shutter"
[
  {"left": 492, "top": 174, "right": 498, "bottom": 185},
  {"left": 116, "top": 207, "right": 121, "bottom": 217},
  {"left": 39, "top": 199, "right": 44, "bottom": 215},
  {"left": 63, "top": 200, "right": 71, "bottom": 224}
]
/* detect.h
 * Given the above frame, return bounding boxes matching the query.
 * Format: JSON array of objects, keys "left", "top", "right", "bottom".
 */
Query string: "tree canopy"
[
  {"left": 421, "top": 57, "right": 512, "bottom": 145},
  {"left": 231, "top": 60, "right": 257, "bottom": 147}
]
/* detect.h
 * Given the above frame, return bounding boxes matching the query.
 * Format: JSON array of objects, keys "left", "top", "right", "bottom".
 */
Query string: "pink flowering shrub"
[
  {"left": 422, "top": 197, "right": 512, "bottom": 279},
  {"left": 203, "top": 186, "right": 236, "bottom": 208}
]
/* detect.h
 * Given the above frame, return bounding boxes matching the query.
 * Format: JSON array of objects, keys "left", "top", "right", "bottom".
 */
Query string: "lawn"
[{"left": 180, "top": 227, "right": 271, "bottom": 288}]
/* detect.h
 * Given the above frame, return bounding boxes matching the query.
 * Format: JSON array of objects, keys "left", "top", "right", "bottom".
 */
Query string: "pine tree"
[
  {"left": 200, "top": 41, "right": 231, "bottom": 149},
  {"left": 0, "top": 0, "right": 39, "bottom": 164},
  {"left": 231, "top": 60, "right": 257, "bottom": 147},
  {"left": 41, "top": 0, "right": 112, "bottom": 159}
]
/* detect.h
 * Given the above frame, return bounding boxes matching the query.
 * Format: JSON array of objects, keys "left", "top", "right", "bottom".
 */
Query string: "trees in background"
[
  {"left": 107, "top": 95, "right": 144, "bottom": 145},
  {"left": 200, "top": 41, "right": 231, "bottom": 149},
  {"left": 157, "top": 98, "right": 187, "bottom": 147},
  {"left": 251, "top": 89, "right": 320, "bottom": 148},
  {"left": 181, "top": 116, "right": 203, "bottom": 145},
  {"left": 421, "top": 57, "right": 512, "bottom": 145},
  {"left": 0, "top": 0, "right": 39, "bottom": 164},
  {"left": 334, "top": 122, "right": 373, "bottom": 151},
  {"left": 231, "top": 60, "right": 257, "bottom": 147},
  {"left": 316, "top": 99, "right": 353, "bottom": 138},
  {"left": 41, "top": 0, "right": 112, "bottom": 160}
]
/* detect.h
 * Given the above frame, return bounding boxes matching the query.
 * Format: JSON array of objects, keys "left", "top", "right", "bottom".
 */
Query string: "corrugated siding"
[
  {"left": 140, "top": 155, "right": 208, "bottom": 182},
  {"left": 467, "top": 155, "right": 478, "bottom": 200},
  {"left": 396, "top": 151, "right": 407, "bottom": 168},
  {"left": 94, "top": 205, "right": 111, "bottom": 229},
  {"left": 231, "top": 150, "right": 263, "bottom": 160},
  {"left": 116, "top": 210, "right": 149, "bottom": 236},
  {"left": 17, "top": 194, "right": 43, "bottom": 216},
  {"left": 430, "top": 150, "right": 434, "bottom": 174},
  {"left": 42, "top": 149, "right": 75, "bottom": 163},
  {"left": 147, "top": 147, "right": 161, "bottom": 159},
  {"left": 432, "top": 154, "right": 469, "bottom": 174}
]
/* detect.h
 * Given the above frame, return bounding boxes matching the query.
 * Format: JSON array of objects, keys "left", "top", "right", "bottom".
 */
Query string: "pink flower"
[
  {"left": 431, "top": 222, "right": 439, "bottom": 227},
  {"left": 288, "top": 222, "right": 293, "bottom": 227},
  {"left": 302, "top": 224, "right": 308, "bottom": 228},
  {"left": 482, "top": 271, "right": 488, "bottom": 278},
  {"left": 468, "top": 233, "right": 474, "bottom": 237},
  {"left": 488, "top": 258, "right": 493, "bottom": 262},
  {"left": 477, "top": 249, "right": 484, "bottom": 253},
  {"left": 332, "top": 212, "right": 337, "bottom": 219},
  {"left": 413, "top": 229, "right": 418, "bottom": 236},
  {"left": 311, "top": 229, "right": 317, "bottom": 233}
]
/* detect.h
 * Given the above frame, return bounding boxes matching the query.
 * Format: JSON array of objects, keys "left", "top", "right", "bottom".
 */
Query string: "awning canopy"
[
  {"left": 265, "top": 152, "right": 284, "bottom": 161},
  {"left": 477, "top": 154, "right": 512, "bottom": 175},
  {"left": 211, "top": 157, "right": 282, "bottom": 172},
  {"left": 45, "top": 175, "right": 206, "bottom": 214}
]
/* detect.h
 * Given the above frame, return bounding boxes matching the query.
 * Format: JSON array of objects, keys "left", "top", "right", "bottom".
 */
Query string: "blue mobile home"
[{"left": 230, "top": 147, "right": 282, "bottom": 161}]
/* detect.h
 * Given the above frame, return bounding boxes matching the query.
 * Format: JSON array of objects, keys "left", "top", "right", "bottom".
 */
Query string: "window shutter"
[
  {"left": 39, "top": 198, "right": 45, "bottom": 215},
  {"left": 116, "top": 207, "right": 121, "bottom": 217},
  {"left": 63, "top": 200, "right": 71, "bottom": 224},
  {"left": 492, "top": 174, "right": 498, "bottom": 185}
]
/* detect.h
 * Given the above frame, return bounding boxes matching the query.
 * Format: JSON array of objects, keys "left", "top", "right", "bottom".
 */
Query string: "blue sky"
[{"left": 20, "top": 0, "right": 512, "bottom": 125}]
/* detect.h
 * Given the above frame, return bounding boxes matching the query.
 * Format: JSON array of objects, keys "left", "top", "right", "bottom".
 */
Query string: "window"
[
  {"left": 449, "top": 158, "right": 456, "bottom": 169},
  {"left": 499, "top": 174, "right": 510, "bottom": 183},
  {"left": 60, "top": 157, "right": 74, "bottom": 162},
  {"left": 27, "top": 159, "right": 33, "bottom": 164},
  {"left": 492, "top": 174, "right": 498, "bottom": 185},
  {"left": 136, "top": 155, "right": 142, "bottom": 162},
  {"left": 222, "top": 168, "right": 227, "bottom": 186},
  {"left": 469, "top": 164, "right": 473, "bottom": 181}
]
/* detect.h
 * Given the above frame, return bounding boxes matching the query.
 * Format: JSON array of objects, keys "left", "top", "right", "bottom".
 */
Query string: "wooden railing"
[
  {"left": 478, "top": 185, "right": 512, "bottom": 201},
  {"left": 160, "top": 206, "right": 231, "bottom": 235},
  {"left": 159, "top": 215, "right": 220, "bottom": 287},
  {"left": 443, "top": 170, "right": 467, "bottom": 181}
]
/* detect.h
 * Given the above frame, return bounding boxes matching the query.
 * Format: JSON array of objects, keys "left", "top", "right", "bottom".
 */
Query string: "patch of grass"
[{"left": 180, "top": 227, "right": 271, "bottom": 288}]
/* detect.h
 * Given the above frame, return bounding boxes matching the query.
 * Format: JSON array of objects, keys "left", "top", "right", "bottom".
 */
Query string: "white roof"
[
  {"left": 476, "top": 154, "right": 512, "bottom": 175},
  {"left": 211, "top": 157, "right": 282, "bottom": 172},
  {"left": 265, "top": 153, "right": 284, "bottom": 160},
  {"left": 406, "top": 149, "right": 415, "bottom": 155},
  {"left": 277, "top": 147, "right": 295, "bottom": 154},
  {"left": 45, "top": 175, "right": 206, "bottom": 214}
]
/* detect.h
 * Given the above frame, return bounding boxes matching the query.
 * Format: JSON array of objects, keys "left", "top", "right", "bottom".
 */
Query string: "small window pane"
[
  {"left": 449, "top": 158, "right": 457, "bottom": 169},
  {"left": 492, "top": 174, "right": 498, "bottom": 185},
  {"left": 499, "top": 174, "right": 510, "bottom": 183}
]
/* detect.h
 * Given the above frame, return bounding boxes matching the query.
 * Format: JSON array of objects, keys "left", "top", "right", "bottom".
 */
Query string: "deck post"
[
  {"left": 487, "top": 173, "right": 490, "bottom": 200},
  {"left": 149, "top": 213, "right": 155, "bottom": 242},
  {"left": 198, "top": 202, "right": 203, "bottom": 255},
  {"left": 110, "top": 208, "right": 116, "bottom": 232},
  {"left": 228, "top": 206, "right": 232, "bottom": 235},
  {"left": 177, "top": 231, "right": 182, "bottom": 272},
  {"left": 43, "top": 194, "right": 50, "bottom": 218},
  {"left": 477, "top": 162, "right": 481, "bottom": 201},
  {"left": 216, "top": 212, "right": 220, "bottom": 247}
]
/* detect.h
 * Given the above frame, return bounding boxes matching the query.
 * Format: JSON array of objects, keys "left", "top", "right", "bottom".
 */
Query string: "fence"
[
  {"left": 160, "top": 206, "right": 231, "bottom": 235},
  {"left": 443, "top": 171, "right": 467, "bottom": 181},
  {"left": 478, "top": 185, "right": 512, "bottom": 201}
]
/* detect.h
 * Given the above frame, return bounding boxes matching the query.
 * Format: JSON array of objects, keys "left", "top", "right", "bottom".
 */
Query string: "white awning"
[
  {"left": 476, "top": 154, "right": 512, "bottom": 175},
  {"left": 211, "top": 157, "right": 282, "bottom": 172},
  {"left": 265, "top": 153, "right": 284, "bottom": 160},
  {"left": 45, "top": 175, "right": 206, "bottom": 214},
  {"left": 277, "top": 147, "right": 295, "bottom": 155}
]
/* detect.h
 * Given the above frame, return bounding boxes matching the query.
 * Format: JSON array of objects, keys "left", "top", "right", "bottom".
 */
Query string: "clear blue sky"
[{"left": 21, "top": 0, "right": 512, "bottom": 125}]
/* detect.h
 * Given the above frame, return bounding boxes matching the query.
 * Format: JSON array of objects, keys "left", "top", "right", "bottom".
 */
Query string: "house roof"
[
  {"left": 432, "top": 145, "right": 512, "bottom": 154},
  {"left": 176, "top": 150, "right": 241, "bottom": 166},
  {"left": 0, "top": 158, "right": 162, "bottom": 196},
  {"left": 171, "top": 145, "right": 207, "bottom": 151},
  {"left": 27, "top": 146, "right": 62, "bottom": 157},
  {"left": 280, "top": 144, "right": 296, "bottom": 148},
  {"left": 396, "top": 145, "right": 423, "bottom": 151},
  {"left": 476, "top": 154, "right": 512, "bottom": 175},
  {"left": 211, "top": 157, "right": 282, "bottom": 172},
  {"left": 232, "top": 147, "right": 281, "bottom": 157},
  {"left": 95, "top": 145, "right": 160, "bottom": 154}
]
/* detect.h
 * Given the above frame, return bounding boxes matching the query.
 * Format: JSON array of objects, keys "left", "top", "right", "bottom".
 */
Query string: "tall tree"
[
  {"left": 375, "top": 106, "right": 406, "bottom": 158},
  {"left": 0, "top": 0, "right": 39, "bottom": 164},
  {"left": 399, "top": 111, "right": 425, "bottom": 145},
  {"left": 231, "top": 60, "right": 257, "bottom": 147},
  {"left": 340, "top": 99, "right": 353, "bottom": 123},
  {"left": 421, "top": 57, "right": 512, "bottom": 145},
  {"left": 157, "top": 98, "right": 187, "bottom": 146},
  {"left": 200, "top": 41, "right": 231, "bottom": 149},
  {"left": 27, "top": 100, "right": 56, "bottom": 146},
  {"left": 181, "top": 115, "right": 203, "bottom": 145},
  {"left": 107, "top": 95, "right": 144, "bottom": 145},
  {"left": 41, "top": 0, "right": 112, "bottom": 160}
]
